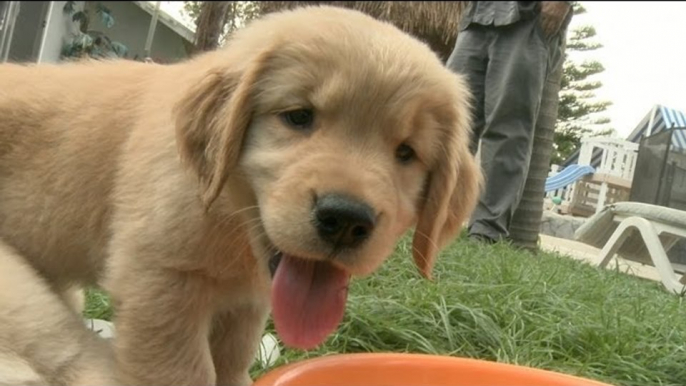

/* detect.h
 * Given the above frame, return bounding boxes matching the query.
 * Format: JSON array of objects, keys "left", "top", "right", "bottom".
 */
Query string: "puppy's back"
[{"left": 0, "top": 60, "right": 156, "bottom": 285}]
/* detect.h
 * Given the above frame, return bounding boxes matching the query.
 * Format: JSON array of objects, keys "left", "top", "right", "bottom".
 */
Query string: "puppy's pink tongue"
[{"left": 271, "top": 254, "right": 349, "bottom": 349}]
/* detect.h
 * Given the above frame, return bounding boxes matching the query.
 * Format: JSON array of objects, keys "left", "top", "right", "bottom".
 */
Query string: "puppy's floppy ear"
[
  {"left": 412, "top": 80, "right": 483, "bottom": 280},
  {"left": 175, "top": 49, "right": 272, "bottom": 209}
]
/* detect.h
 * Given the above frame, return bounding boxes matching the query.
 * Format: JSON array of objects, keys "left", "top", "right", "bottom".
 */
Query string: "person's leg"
[
  {"left": 468, "top": 16, "right": 549, "bottom": 242},
  {"left": 445, "top": 25, "right": 490, "bottom": 155}
]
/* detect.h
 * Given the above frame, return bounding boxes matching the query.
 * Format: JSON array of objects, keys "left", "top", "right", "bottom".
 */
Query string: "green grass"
[
  {"left": 84, "top": 287, "right": 114, "bottom": 321},
  {"left": 84, "top": 235, "right": 686, "bottom": 386}
]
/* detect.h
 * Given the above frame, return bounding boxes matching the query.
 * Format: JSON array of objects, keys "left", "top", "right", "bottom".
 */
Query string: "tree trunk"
[
  {"left": 509, "top": 36, "right": 569, "bottom": 251},
  {"left": 193, "top": 1, "right": 232, "bottom": 53}
]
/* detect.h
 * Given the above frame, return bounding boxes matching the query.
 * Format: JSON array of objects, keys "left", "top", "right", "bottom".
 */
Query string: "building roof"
[
  {"left": 563, "top": 104, "right": 686, "bottom": 168},
  {"left": 626, "top": 105, "right": 686, "bottom": 148}
]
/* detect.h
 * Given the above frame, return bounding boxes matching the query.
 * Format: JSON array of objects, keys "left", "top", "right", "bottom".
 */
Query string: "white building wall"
[
  {"left": 39, "top": 1, "right": 82, "bottom": 63},
  {"left": 38, "top": 1, "right": 191, "bottom": 64},
  {"left": 85, "top": 1, "right": 190, "bottom": 63}
]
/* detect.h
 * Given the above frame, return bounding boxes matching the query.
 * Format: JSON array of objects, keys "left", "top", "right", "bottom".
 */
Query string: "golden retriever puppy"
[
  {"left": 0, "top": 243, "right": 116, "bottom": 386},
  {"left": 0, "top": 5, "right": 481, "bottom": 385}
]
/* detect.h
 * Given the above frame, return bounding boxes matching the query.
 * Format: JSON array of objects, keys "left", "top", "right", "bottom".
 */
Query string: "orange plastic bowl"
[{"left": 253, "top": 353, "right": 613, "bottom": 386}]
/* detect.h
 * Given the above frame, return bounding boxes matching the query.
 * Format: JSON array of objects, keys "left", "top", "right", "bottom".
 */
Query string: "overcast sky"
[{"left": 568, "top": 2, "right": 686, "bottom": 138}]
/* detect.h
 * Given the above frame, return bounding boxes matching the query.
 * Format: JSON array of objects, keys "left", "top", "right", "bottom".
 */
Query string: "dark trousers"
[{"left": 446, "top": 14, "right": 566, "bottom": 241}]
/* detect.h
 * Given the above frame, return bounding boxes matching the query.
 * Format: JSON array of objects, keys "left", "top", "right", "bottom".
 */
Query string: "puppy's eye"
[
  {"left": 395, "top": 143, "right": 415, "bottom": 164},
  {"left": 280, "top": 108, "right": 314, "bottom": 130}
]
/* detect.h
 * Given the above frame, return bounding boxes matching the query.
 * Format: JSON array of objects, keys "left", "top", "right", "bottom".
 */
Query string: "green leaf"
[
  {"left": 61, "top": 42, "right": 74, "bottom": 57},
  {"left": 111, "top": 42, "right": 129, "bottom": 58},
  {"left": 97, "top": 4, "right": 115, "bottom": 29},
  {"left": 72, "top": 11, "right": 87, "bottom": 24},
  {"left": 63, "top": 1, "right": 76, "bottom": 14},
  {"left": 74, "top": 33, "right": 93, "bottom": 50}
]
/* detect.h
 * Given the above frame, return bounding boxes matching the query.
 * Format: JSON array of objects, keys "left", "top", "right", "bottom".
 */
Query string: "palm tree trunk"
[
  {"left": 509, "top": 34, "right": 569, "bottom": 251},
  {"left": 193, "top": 1, "right": 232, "bottom": 53}
]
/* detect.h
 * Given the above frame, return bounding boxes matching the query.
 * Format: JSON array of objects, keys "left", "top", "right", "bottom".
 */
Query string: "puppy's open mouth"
[{"left": 268, "top": 251, "right": 350, "bottom": 350}]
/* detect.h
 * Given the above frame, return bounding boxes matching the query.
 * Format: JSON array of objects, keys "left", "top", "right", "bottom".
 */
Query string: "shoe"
[{"left": 467, "top": 233, "right": 497, "bottom": 245}]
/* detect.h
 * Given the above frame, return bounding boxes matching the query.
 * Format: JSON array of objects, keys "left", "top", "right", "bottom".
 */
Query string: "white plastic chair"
[{"left": 575, "top": 202, "right": 686, "bottom": 295}]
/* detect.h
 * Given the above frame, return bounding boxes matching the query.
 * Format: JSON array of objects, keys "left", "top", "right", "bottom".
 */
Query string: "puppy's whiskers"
[
  {"left": 216, "top": 205, "right": 260, "bottom": 227},
  {"left": 216, "top": 216, "right": 265, "bottom": 275}
]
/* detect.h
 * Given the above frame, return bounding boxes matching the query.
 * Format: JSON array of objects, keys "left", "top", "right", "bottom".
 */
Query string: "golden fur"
[
  {"left": 0, "top": 243, "right": 116, "bottom": 385},
  {"left": 0, "top": 5, "right": 481, "bottom": 385}
]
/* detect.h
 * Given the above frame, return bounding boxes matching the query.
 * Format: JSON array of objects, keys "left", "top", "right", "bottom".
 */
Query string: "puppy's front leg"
[
  {"left": 111, "top": 269, "right": 217, "bottom": 385},
  {"left": 210, "top": 302, "right": 270, "bottom": 386}
]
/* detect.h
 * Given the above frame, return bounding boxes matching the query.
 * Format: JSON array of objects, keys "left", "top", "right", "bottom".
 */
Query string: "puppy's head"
[{"left": 175, "top": 6, "right": 482, "bottom": 349}]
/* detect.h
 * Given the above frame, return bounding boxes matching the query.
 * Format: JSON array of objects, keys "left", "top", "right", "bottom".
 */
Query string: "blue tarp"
[{"left": 545, "top": 164, "right": 596, "bottom": 193}]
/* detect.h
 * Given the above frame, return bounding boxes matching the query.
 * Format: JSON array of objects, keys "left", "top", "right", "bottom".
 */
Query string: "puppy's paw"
[{"left": 62, "top": 286, "right": 86, "bottom": 315}]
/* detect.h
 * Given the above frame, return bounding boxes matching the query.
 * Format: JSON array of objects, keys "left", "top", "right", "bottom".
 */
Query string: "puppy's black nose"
[{"left": 313, "top": 193, "right": 375, "bottom": 248}]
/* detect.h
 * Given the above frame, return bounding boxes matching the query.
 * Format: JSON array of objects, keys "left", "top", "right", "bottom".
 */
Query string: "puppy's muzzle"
[{"left": 313, "top": 193, "right": 375, "bottom": 248}]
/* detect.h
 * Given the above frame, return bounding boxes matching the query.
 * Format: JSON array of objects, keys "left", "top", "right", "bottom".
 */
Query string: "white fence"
[{"left": 546, "top": 137, "right": 639, "bottom": 216}]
